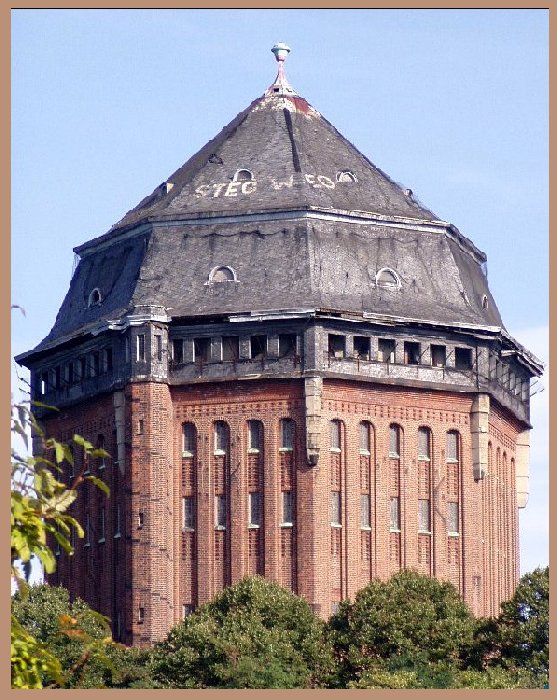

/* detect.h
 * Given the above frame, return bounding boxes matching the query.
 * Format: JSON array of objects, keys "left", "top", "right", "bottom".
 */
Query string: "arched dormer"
[
  {"left": 375, "top": 267, "right": 401, "bottom": 290},
  {"left": 88, "top": 287, "right": 102, "bottom": 307},
  {"left": 336, "top": 170, "right": 357, "bottom": 183},
  {"left": 207, "top": 265, "right": 238, "bottom": 284},
  {"left": 233, "top": 169, "right": 254, "bottom": 182}
]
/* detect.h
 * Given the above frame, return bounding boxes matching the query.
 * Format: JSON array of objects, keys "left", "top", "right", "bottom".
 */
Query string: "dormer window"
[
  {"left": 375, "top": 268, "right": 401, "bottom": 290},
  {"left": 482, "top": 295, "right": 489, "bottom": 309},
  {"left": 337, "top": 170, "right": 357, "bottom": 183},
  {"left": 88, "top": 288, "right": 102, "bottom": 307},
  {"left": 233, "top": 169, "right": 254, "bottom": 182},
  {"left": 207, "top": 266, "right": 237, "bottom": 283}
]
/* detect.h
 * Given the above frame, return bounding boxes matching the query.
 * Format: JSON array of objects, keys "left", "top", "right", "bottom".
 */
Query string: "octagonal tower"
[{"left": 17, "top": 45, "right": 542, "bottom": 645}]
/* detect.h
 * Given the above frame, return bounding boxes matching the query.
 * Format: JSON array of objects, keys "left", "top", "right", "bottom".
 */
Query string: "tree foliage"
[
  {"left": 11, "top": 398, "right": 109, "bottom": 688},
  {"left": 327, "top": 570, "right": 477, "bottom": 687},
  {"left": 149, "top": 576, "right": 334, "bottom": 688}
]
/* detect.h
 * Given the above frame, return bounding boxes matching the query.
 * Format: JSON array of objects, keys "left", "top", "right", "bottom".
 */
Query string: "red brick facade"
[{"left": 46, "top": 376, "right": 524, "bottom": 645}]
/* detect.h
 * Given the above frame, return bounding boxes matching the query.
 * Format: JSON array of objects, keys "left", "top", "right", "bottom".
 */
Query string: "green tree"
[
  {"left": 327, "top": 570, "right": 477, "bottom": 688},
  {"left": 12, "top": 584, "right": 151, "bottom": 688},
  {"left": 11, "top": 397, "right": 109, "bottom": 688},
  {"left": 149, "top": 576, "right": 334, "bottom": 688}
]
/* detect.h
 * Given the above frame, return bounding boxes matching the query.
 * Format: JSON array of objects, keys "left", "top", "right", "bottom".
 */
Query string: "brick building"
[{"left": 17, "top": 44, "right": 543, "bottom": 646}]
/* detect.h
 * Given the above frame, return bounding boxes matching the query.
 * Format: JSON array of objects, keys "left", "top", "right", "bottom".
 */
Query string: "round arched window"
[
  {"left": 209, "top": 266, "right": 237, "bottom": 283},
  {"left": 375, "top": 268, "right": 401, "bottom": 290}
]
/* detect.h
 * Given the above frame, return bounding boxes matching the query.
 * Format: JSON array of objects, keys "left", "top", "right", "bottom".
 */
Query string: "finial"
[{"left": 266, "top": 42, "right": 297, "bottom": 97}]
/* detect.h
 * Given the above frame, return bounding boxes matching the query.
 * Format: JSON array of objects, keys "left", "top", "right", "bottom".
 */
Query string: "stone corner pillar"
[
  {"left": 471, "top": 393, "right": 490, "bottom": 480},
  {"left": 304, "top": 376, "right": 322, "bottom": 466},
  {"left": 515, "top": 430, "right": 530, "bottom": 509}
]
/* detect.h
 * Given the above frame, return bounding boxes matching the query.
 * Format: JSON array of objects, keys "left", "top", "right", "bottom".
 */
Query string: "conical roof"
[{"left": 23, "top": 45, "right": 527, "bottom": 361}]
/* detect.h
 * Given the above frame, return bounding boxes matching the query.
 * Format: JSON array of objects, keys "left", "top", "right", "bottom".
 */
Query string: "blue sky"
[{"left": 11, "top": 8, "right": 548, "bottom": 574}]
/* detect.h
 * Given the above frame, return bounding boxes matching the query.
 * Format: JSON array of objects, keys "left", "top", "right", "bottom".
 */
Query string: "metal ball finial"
[{"left": 271, "top": 43, "right": 290, "bottom": 63}]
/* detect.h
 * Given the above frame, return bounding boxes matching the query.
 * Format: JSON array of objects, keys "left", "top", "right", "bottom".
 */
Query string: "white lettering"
[
  {"left": 304, "top": 173, "right": 319, "bottom": 188},
  {"left": 212, "top": 183, "right": 227, "bottom": 197},
  {"left": 224, "top": 181, "right": 241, "bottom": 197},
  {"left": 317, "top": 175, "right": 335, "bottom": 189},
  {"left": 270, "top": 176, "right": 294, "bottom": 190},
  {"left": 241, "top": 180, "right": 257, "bottom": 194},
  {"left": 194, "top": 185, "right": 211, "bottom": 198}
]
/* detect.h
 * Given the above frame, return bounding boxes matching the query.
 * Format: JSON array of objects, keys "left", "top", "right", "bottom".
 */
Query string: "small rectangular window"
[
  {"left": 137, "top": 419, "right": 144, "bottom": 435},
  {"left": 78, "top": 357, "right": 86, "bottom": 380},
  {"left": 330, "top": 420, "right": 341, "bottom": 451},
  {"left": 182, "top": 496, "right": 195, "bottom": 531},
  {"left": 194, "top": 337, "right": 210, "bottom": 364},
  {"left": 182, "top": 423, "right": 195, "bottom": 455},
  {"left": 138, "top": 607, "right": 145, "bottom": 624},
  {"left": 155, "top": 335, "right": 163, "bottom": 361},
  {"left": 248, "top": 492, "right": 262, "bottom": 527},
  {"left": 137, "top": 334, "right": 145, "bottom": 361},
  {"left": 40, "top": 372, "right": 48, "bottom": 395},
  {"left": 102, "top": 347, "right": 113, "bottom": 373},
  {"left": 354, "top": 336, "right": 370, "bottom": 360},
  {"left": 447, "top": 502, "right": 459, "bottom": 534},
  {"left": 215, "top": 494, "right": 226, "bottom": 528},
  {"left": 278, "top": 334, "right": 296, "bottom": 357},
  {"left": 404, "top": 341, "right": 420, "bottom": 365},
  {"left": 418, "top": 499, "right": 431, "bottom": 532},
  {"left": 328, "top": 334, "right": 346, "bottom": 359},
  {"left": 124, "top": 337, "right": 130, "bottom": 363},
  {"left": 222, "top": 336, "right": 240, "bottom": 361},
  {"left": 54, "top": 366, "right": 61, "bottom": 389},
  {"left": 431, "top": 344, "right": 446, "bottom": 367},
  {"left": 389, "top": 425, "right": 400, "bottom": 458},
  {"left": 455, "top": 347, "right": 473, "bottom": 370},
  {"left": 389, "top": 497, "right": 400, "bottom": 531},
  {"left": 173, "top": 339, "right": 184, "bottom": 364},
  {"left": 331, "top": 491, "right": 341, "bottom": 526},
  {"left": 67, "top": 363, "right": 75, "bottom": 385},
  {"left": 361, "top": 494, "right": 371, "bottom": 529},
  {"left": 418, "top": 427, "right": 430, "bottom": 460},
  {"left": 182, "top": 604, "right": 194, "bottom": 618},
  {"left": 250, "top": 335, "right": 267, "bottom": 360},
  {"left": 446, "top": 432, "right": 459, "bottom": 463},
  {"left": 280, "top": 419, "right": 294, "bottom": 450},
  {"left": 248, "top": 420, "right": 261, "bottom": 451},
  {"left": 378, "top": 338, "right": 395, "bottom": 363},
  {"left": 282, "top": 491, "right": 294, "bottom": 525}
]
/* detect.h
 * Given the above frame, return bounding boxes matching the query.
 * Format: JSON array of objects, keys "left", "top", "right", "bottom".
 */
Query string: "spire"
[{"left": 265, "top": 42, "right": 297, "bottom": 96}]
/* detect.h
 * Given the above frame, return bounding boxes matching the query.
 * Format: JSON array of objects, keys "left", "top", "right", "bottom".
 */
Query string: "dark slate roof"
[{"left": 22, "top": 70, "right": 510, "bottom": 359}]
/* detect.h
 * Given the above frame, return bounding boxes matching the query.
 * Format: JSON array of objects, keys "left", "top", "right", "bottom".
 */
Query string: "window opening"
[
  {"left": 194, "top": 337, "right": 210, "bottom": 364},
  {"left": 182, "top": 423, "right": 196, "bottom": 456},
  {"left": 336, "top": 170, "right": 357, "bottom": 182},
  {"left": 418, "top": 427, "right": 431, "bottom": 460},
  {"left": 222, "top": 335, "right": 240, "bottom": 361},
  {"left": 233, "top": 169, "right": 254, "bottom": 181},
  {"left": 455, "top": 347, "right": 473, "bottom": 370},
  {"left": 248, "top": 492, "right": 262, "bottom": 527},
  {"left": 250, "top": 335, "right": 267, "bottom": 360},
  {"left": 280, "top": 419, "right": 294, "bottom": 450},
  {"left": 375, "top": 268, "right": 401, "bottom": 289},
  {"left": 331, "top": 491, "right": 341, "bottom": 526},
  {"left": 182, "top": 604, "right": 195, "bottom": 618},
  {"left": 182, "top": 496, "right": 195, "bottom": 531},
  {"left": 446, "top": 431, "right": 459, "bottom": 463},
  {"left": 447, "top": 502, "right": 459, "bottom": 535},
  {"left": 279, "top": 333, "right": 296, "bottom": 357},
  {"left": 214, "top": 421, "right": 228, "bottom": 453},
  {"left": 359, "top": 422, "right": 371, "bottom": 453},
  {"left": 418, "top": 499, "right": 431, "bottom": 532},
  {"left": 404, "top": 341, "right": 420, "bottom": 365},
  {"left": 155, "top": 335, "right": 163, "bottom": 361},
  {"left": 102, "top": 347, "right": 113, "bottom": 373},
  {"left": 137, "top": 335, "right": 145, "bottom": 362},
  {"left": 215, "top": 494, "right": 227, "bottom": 528},
  {"left": 389, "top": 424, "right": 401, "bottom": 458},
  {"left": 353, "top": 336, "right": 370, "bottom": 360},
  {"left": 248, "top": 420, "right": 262, "bottom": 451},
  {"left": 431, "top": 344, "right": 446, "bottom": 368},
  {"left": 328, "top": 334, "right": 346, "bottom": 359},
  {"left": 282, "top": 491, "right": 294, "bottom": 525},
  {"left": 173, "top": 339, "right": 184, "bottom": 364},
  {"left": 378, "top": 338, "right": 395, "bottom": 363},
  {"left": 361, "top": 494, "right": 371, "bottom": 529},
  {"left": 88, "top": 288, "right": 102, "bottom": 307},
  {"left": 389, "top": 497, "right": 400, "bottom": 531},
  {"left": 330, "top": 420, "right": 341, "bottom": 451},
  {"left": 210, "top": 266, "right": 236, "bottom": 282}
]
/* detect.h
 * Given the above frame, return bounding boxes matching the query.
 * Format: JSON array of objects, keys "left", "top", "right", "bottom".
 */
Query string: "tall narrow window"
[
  {"left": 248, "top": 492, "right": 262, "bottom": 527},
  {"left": 250, "top": 335, "right": 267, "bottom": 359},
  {"left": 389, "top": 424, "right": 401, "bottom": 458},
  {"left": 155, "top": 335, "right": 163, "bottom": 361},
  {"left": 389, "top": 497, "right": 400, "bottom": 531},
  {"left": 182, "top": 423, "right": 196, "bottom": 456},
  {"left": 182, "top": 496, "right": 195, "bottom": 531},
  {"left": 114, "top": 503, "right": 121, "bottom": 538},
  {"left": 222, "top": 336, "right": 240, "bottom": 361},
  {"left": 361, "top": 494, "right": 371, "bottom": 529},
  {"left": 215, "top": 494, "right": 226, "bottom": 529},
  {"left": 330, "top": 420, "right": 341, "bottom": 451},
  {"left": 455, "top": 347, "right": 473, "bottom": 370},
  {"left": 354, "top": 336, "right": 370, "bottom": 360},
  {"left": 282, "top": 491, "right": 294, "bottom": 525},
  {"left": 447, "top": 431, "right": 459, "bottom": 462},
  {"left": 248, "top": 420, "right": 262, "bottom": 451},
  {"left": 418, "top": 499, "right": 431, "bottom": 532},
  {"left": 278, "top": 334, "right": 296, "bottom": 357},
  {"left": 431, "top": 344, "right": 446, "bottom": 367},
  {"left": 360, "top": 421, "right": 371, "bottom": 454},
  {"left": 137, "top": 334, "right": 145, "bottom": 361},
  {"left": 214, "top": 422, "right": 227, "bottom": 453},
  {"left": 194, "top": 337, "right": 210, "bottom": 364},
  {"left": 98, "top": 508, "right": 106, "bottom": 542},
  {"left": 280, "top": 419, "right": 294, "bottom": 450},
  {"left": 404, "top": 341, "right": 420, "bottom": 365},
  {"left": 447, "top": 502, "right": 459, "bottom": 535},
  {"left": 418, "top": 427, "right": 431, "bottom": 460},
  {"left": 173, "top": 339, "right": 184, "bottom": 364},
  {"left": 331, "top": 491, "right": 341, "bottom": 526}
]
